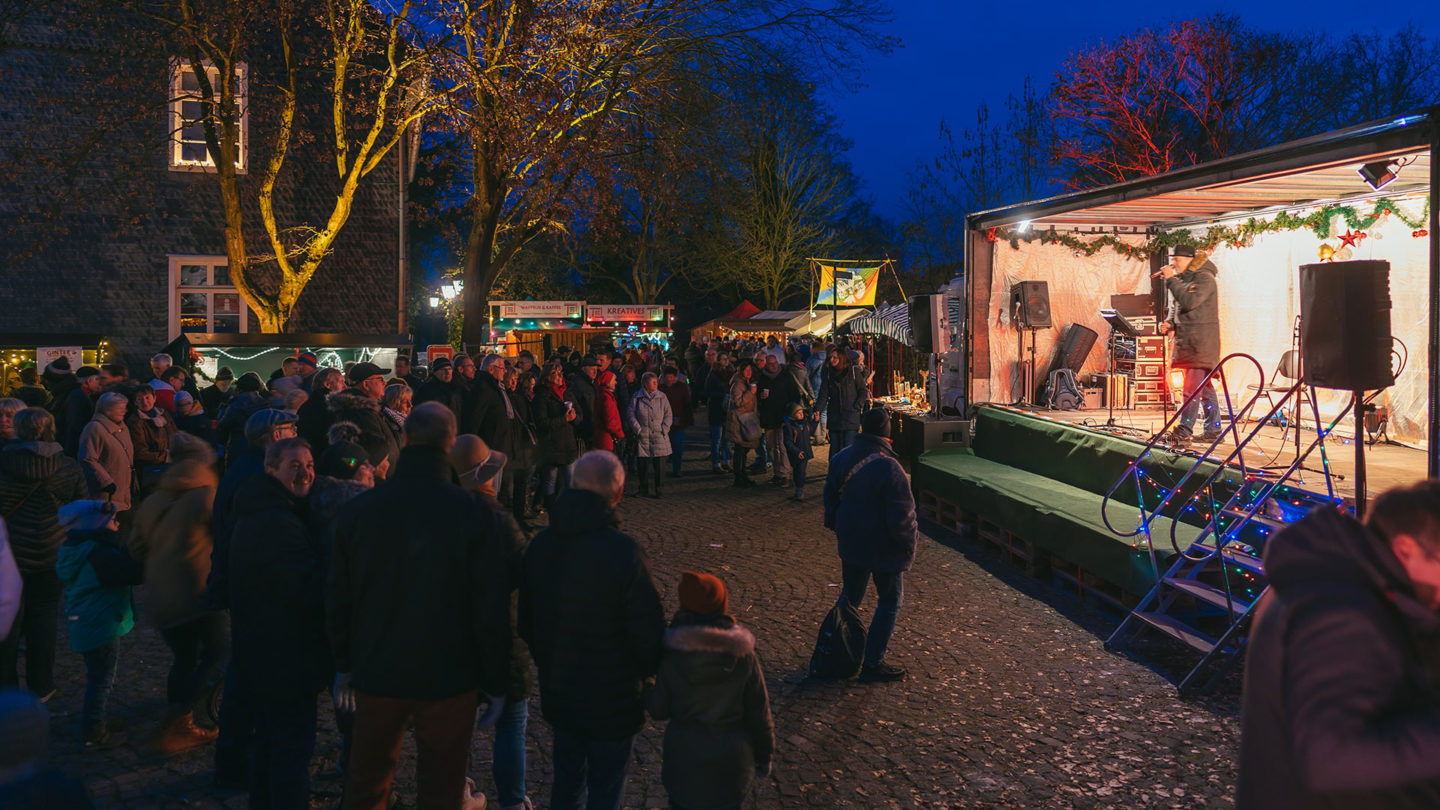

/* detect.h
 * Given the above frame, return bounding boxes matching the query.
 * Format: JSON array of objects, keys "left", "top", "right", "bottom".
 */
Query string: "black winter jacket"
[
  {"left": 228, "top": 473, "right": 332, "bottom": 702},
  {"left": 467, "top": 375, "right": 515, "bottom": 457},
  {"left": 565, "top": 373, "right": 598, "bottom": 441},
  {"left": 328, "top": 446, "right": 515, "bottom": 700},
  {"left": 297, "top": 392, "right": 334, "bottom": 455},
  {"left": 705, "top": 367, "right": 733, "bottom": 426},
  {"left": 520, "top": 488, "right": 665, "bottom": 739},
  {"left": 822, "top": 434, "right": 916, "bottom": 573},
  {"left": 816, "top": 365, "right": 869, "bottom": 432},
  {"left": 207, "top": 446, "right": 265, "bottom": 609},
  {"left": 532, "top": 386, "right": 579, "bottom": 466},
  {"left": 413, "top": 377, "right": 463, "bottom": 417},
  {"left": 326, "top": 390, "right": 399, "bottom": 473},
  {"left": 1238, "top": 508, "right": 1440, "bottom": 809},
  {"left": 0, "top": 441, "right": 88, "bottom": 573},
  {"left": 757, "top": 367, "right": 799, "bottom": 430},
  {"left": 58, "top": 387, "right": 94, "bottom": 458},
  {"left": 1165, "top": 259, "right": 1221, "bottom": 369}
]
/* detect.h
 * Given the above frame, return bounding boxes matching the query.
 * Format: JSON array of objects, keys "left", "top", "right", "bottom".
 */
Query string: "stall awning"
[
  {"left": 842, "top": 303, "right": 913, "bottom": 347},
  {"left": 787, "top": 309, "right": 868, "bottom": 337}
]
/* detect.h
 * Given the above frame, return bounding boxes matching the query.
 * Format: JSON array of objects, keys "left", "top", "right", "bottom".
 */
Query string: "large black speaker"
[
  {"left": 1300, "top": 260, "right": 1393, "bottom": 391},
  {"left": 1054, "top": 323, "right": 1098, "bottom": 373},
  {"left": 909, "top": 294, "right": 949, "bottom": 354},
  {"left": 1012, "top": 281, "right": 1052, "bottom": 329}
]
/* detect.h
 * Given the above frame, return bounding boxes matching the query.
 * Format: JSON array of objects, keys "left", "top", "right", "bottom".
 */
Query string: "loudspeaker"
[
  {"left": 1300, "top": 260, "right": 1393, "bottom": 391},
  {"left": 1055, "top": 323, "right": 1098, "bottom": 373},
  {"left": 909, "top": 294, "right": 949, "bottom": 354},
  {"left": 1012, "top": 281, "right": 1052, "bottom": 329}
]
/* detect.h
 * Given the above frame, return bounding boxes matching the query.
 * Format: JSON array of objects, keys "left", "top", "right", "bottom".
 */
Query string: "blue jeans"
[
  {"left": 249, "top": 696, "right": 318, "bottom": 810},
  {"left": 669, "top": 430, "right": 686, "bottom": 475},
  {"left": 551, "top": 728, "right": 633, "bottom": 810},
  {"left": 791, "top": 457, "right": 808, "bottom": 497},
  {"left": 755, "top": 435, "right": 770, "bottom": 469},
  {"left": 540, "top": 464, "right": 572, "bottom": 497},
  {"left": 841, "top": 564, "right": 903, "bottom": 667},
  {"left": 493, "top": 697, "right": 529, "bottom": 806},
  {"left": 708, "top": 425, "right": 731, "bottom": 467},
  {"left": 829, "top": 429, "right": 858, "bottom": 460},
  {"left": 1177, "top": 367, "right": 1220, "bottom": 437},
  {"left": 82, "top": 639, "right": 119, "bottom": 738}
]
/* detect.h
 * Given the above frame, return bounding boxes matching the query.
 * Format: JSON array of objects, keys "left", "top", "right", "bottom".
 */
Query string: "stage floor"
[{"left": 1000, "top": 405, "right": 1429, "bottom": 503}]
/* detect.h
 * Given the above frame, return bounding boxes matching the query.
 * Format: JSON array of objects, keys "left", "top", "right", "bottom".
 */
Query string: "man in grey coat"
[{"left": 1159, "top": 244, "right": 1221, "bottom": 444}]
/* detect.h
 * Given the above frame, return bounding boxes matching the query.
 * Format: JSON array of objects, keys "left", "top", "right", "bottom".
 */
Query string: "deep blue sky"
[{"left": 824, "top": 1, "right": 1440, "bottom": 221}]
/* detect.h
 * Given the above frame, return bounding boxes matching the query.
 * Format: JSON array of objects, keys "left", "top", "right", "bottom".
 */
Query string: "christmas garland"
[{"left": 988, "top": 195, "right": 1431, "bottom": 259}]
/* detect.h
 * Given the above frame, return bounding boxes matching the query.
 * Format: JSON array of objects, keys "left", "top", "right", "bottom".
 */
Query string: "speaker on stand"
[
  {"left": 1011, "top": 282, "right": 1051, "bottom": 405},
  {"left": 1300, "top": 260, "right": 1394, "bottom": 516}
]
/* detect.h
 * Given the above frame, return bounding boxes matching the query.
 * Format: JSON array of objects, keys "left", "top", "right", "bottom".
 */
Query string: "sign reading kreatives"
[
  {"left": 586, "top": 305, "right": 667, "bottom": 323},
  {"left": 497, "top": 301, "right": 584, "bottom": 319}
]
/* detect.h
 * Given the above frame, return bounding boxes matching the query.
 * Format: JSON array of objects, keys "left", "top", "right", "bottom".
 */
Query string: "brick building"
[{"left": 0, "top": 7, "right": 408, "bottom": 370}]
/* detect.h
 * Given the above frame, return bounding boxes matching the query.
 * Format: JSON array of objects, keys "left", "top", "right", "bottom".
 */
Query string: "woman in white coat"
[{"left": 626, "top": 372, "right": 673, "bottom": 498}]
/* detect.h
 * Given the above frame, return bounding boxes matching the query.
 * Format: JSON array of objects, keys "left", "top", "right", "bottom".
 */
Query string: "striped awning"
[{"left": 841, "top": 302, "right": 912, "bottom": 346}]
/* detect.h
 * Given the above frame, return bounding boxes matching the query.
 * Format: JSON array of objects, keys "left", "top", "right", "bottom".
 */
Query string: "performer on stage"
[{"left": 1158, "top": 245, "right": 1221, "bottom": 445}]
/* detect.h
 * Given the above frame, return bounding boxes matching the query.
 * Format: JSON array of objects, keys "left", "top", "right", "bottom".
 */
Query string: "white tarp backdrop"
[{"left": 986, "top": 200, "right": 1431, "bottom": 446}]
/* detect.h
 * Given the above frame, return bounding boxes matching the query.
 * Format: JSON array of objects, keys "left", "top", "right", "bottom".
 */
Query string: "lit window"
[
  {"left": 169, "top": 256, "right": 251, "bottom": 337},
  {"left": 168, "top": 59, "right": 247, "bottom": 171}
]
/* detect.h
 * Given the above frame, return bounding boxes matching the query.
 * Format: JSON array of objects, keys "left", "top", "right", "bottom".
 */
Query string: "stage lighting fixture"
[{"left": 1357, "top": 159, "right": 1400, "bottom": 190}]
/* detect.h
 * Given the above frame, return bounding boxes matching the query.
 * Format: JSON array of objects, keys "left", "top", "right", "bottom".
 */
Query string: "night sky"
[{"left": 825, "top": 0, "right": 1440, "bottom": 222}]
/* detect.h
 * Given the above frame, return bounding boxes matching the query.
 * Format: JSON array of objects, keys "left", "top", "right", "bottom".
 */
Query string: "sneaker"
[
  {"left": 1160, "top": 431, "right": 1192, "bottom": 448},
  {"left": 84, "top": 729, "right": 128, "bottom": 750},
  {"left": 1197, "top": 430, "right": 1224, "bottom": 443},
  {"left": 857, "top": 663, "right": 907, "bottom": 683}
]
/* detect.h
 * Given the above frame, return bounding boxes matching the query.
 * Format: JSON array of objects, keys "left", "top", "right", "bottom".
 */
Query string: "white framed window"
[
  {"left": 169, "top": 255, "right": 251, "bottom": 337},
  {"left": 168, "top": 59, "right": 248, "bottom": 172}
]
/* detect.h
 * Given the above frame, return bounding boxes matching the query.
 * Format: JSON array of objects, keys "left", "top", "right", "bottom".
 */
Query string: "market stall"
[
  {"left": 585, "top": 304, "right": 676, "bottom": 350},
  {"left": 488, "top": 300, "right": 609, "bottom": 357},
  {"left": 690, "top": 300, "right": 762, "bottom": 341},
  {"left": 180, "top": 333, "right": 409, "bottom": 383},
  {"left": 0, "top": 332, "right": 111, "bottom": 397},
  {"left": 786, "top": 308, "right": 868, "bottom": 338}
]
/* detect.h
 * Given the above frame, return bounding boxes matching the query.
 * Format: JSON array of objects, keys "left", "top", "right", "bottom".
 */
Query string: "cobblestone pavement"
[{"left": 31, "top": 421, "right": 1241, "bottom": 808}]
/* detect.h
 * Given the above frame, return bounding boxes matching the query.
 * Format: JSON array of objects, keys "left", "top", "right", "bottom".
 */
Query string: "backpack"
[
  {"left": 1042, "top": 367, "right": 1083, "bottom": 411},
  {"left": 808, "top": 600, "right": 867, "bottom": 680}
]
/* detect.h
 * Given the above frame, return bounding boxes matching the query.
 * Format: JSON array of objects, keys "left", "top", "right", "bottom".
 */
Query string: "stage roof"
[{"left": 969, "top": 108, "right": 1437, "bottom": 231}]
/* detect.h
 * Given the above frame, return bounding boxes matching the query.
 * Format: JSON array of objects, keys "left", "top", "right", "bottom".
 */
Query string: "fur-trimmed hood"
[
  {"left": 327, "top": 389, "right": 379, "bottom": 415},
  {"left": 664, "top": 622, "right": 755, "bottom": 657}
]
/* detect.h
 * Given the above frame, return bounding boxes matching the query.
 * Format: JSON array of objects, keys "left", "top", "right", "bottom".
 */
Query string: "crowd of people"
[{"left": 0, "top": 331, "right": 917, "bottom": 810}]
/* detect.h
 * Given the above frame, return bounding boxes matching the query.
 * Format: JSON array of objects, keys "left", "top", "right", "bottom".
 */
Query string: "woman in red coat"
[{"left": 592, "top": 370, "right": 625, "bottom": 452}]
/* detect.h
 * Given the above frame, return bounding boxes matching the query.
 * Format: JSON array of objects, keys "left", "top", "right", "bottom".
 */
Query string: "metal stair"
[{"left": 1100, "top": 353, "right": 1347, "bottom": 695}]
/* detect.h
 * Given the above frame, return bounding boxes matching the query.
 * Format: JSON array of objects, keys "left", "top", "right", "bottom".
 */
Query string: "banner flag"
[{"left": 815, "top": 265, "right": 881, "bottom": 307}]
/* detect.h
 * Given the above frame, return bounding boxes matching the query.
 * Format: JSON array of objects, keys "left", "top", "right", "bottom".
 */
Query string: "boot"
[{"left": 156, "top": 709, "right": 219, "bottom": 756}]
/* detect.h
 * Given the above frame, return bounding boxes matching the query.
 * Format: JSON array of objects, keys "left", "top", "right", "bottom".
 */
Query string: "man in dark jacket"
[
  {"left": 296, "top": 368, "right": 345, "bottom": 454},
  {"left": 467, "top": 355, "right": 514, "bottom": 455},
  {"left": 1160, "top": 245, "right": 1221, "bottom": 444},
  {"left": 58, "top": 367, "right": 102, "bottom": 458},
  {"left": 822, "top": 408, "right": 916, "bottom": 684},
  {"left": 815, "top": 347, "right": 869, "bottom": 459},
  {"left": 757, "top": 355, "right": 798, "bottom": 486},
  {"left": 565, "top": 356, "right": 600, "bottom": 452},
  {"left": 327, "top": 402, "right": 516, "bottom": 809},
  {"left": 414, "top": 356, "right": 462, "bottom": 415},
  {"left": 519, "top": 450, "right": 665, "bottom": 810},
  {"left": 228, "top": 437, "right": 329, "bottom": 808},
  {"left": 704, "top": 352, "right": 734, "bottom": 474},
  {"left": 1238, "top": 482, "right": 1440, "bottom": 809},
  {"left": 199, "top": 366, "right": 236, "bottom": 416},
  {"left": 328, "top": 363, "right": 398, "bottom": 478},
  {"left": 208, "top": 407, "right": 296, "bottom": 789}
]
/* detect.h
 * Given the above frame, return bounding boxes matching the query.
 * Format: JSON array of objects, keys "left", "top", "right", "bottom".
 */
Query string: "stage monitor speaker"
[
  {"left": 1299, "top": 260, "right": 1393, "bottom": 391},
  {"left": 1012, "top": 281, "right": 1052, "bottom": 329},
  {"left": 909, "top": 294, "right": 949, "bottom": 354},
  {"left": 1055, "top": 323, "right": 1098, "bottom": 373}
]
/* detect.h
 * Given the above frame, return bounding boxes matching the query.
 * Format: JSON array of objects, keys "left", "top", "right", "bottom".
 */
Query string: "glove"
[
  {"left": 332, "top": 672, "right": 356, "bottom": 715},
  {"left": 477, "top": 695, "right": 506, "bottom": 730},
  {"left": 757, "top": 761, "right": 772, "bottom": 778}
]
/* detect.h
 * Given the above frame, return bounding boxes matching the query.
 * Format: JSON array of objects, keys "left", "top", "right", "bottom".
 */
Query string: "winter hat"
[
  {"left": 46, "top": 356, "right": 71, "bottom": 373},
  {"left": 174, "top": 390, "right": 195, "bottom": 411},
  {"left": 430, "top": 356, "right": 453, "bottom": 373},
  {"left": 296, "top": 352, "right": 319, "bottom": 369},
  {"left": 450, "top": 434, "right": 506, "bottom": 494},
  {"left": 0, "top": 688, "right": 49, "bottom": 770},
  {"left": 170, "top": 431, "right": 216, "bottom": 466},
  {"left": 58, "top": 500, "right": 117, "bottom": 532},
  {"left": 1171, "top": 244, "right": 1196, "bottom": 258},
  {"left": 678, "top": 571, "right": 728, "bottom": 615},
  {"left": 75, "top": 365, "right": 99, "bottom": 381},
  {"left": 597, "top": 370, "right": 616, "bottom": 388},
  {"left": 788, "top": 402, "right": 805, "bottom": 419},
  {"left": 320, "top": 422, "right": 369, "bottom": 480},
  {"left": 235, "top": 371, "right": 265, "bottom": 393},
  {"left": 861, "top": 407, "right": 891, "bottom": 438}
]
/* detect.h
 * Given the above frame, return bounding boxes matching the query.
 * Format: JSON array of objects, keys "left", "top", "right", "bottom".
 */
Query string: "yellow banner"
[{"left": 816, "top": 265, "right": 880, "bottom": 307}]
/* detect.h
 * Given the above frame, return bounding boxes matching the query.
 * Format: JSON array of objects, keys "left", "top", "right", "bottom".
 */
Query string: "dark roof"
[{"left": 968, "top": 107, "right": 1437, "bottom": 231}]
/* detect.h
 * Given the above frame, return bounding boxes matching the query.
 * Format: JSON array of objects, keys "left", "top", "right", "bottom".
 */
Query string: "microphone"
[{"left": 1151, "top": 264, "right": 1173, "bottom": 279}]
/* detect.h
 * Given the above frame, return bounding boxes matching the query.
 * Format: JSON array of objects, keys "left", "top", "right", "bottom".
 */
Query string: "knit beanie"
[
  {"left": 58, "top": 500, "right": 117, "bottom": 532},
  {"left": 678, "top": 571, "right": 728, "bottom": 615},
  {"left": 320, "top": 422, "right": 369, "bottom": 480},
  {"left": 861, "top": 407, "right": 891, "bottom": 438}
]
